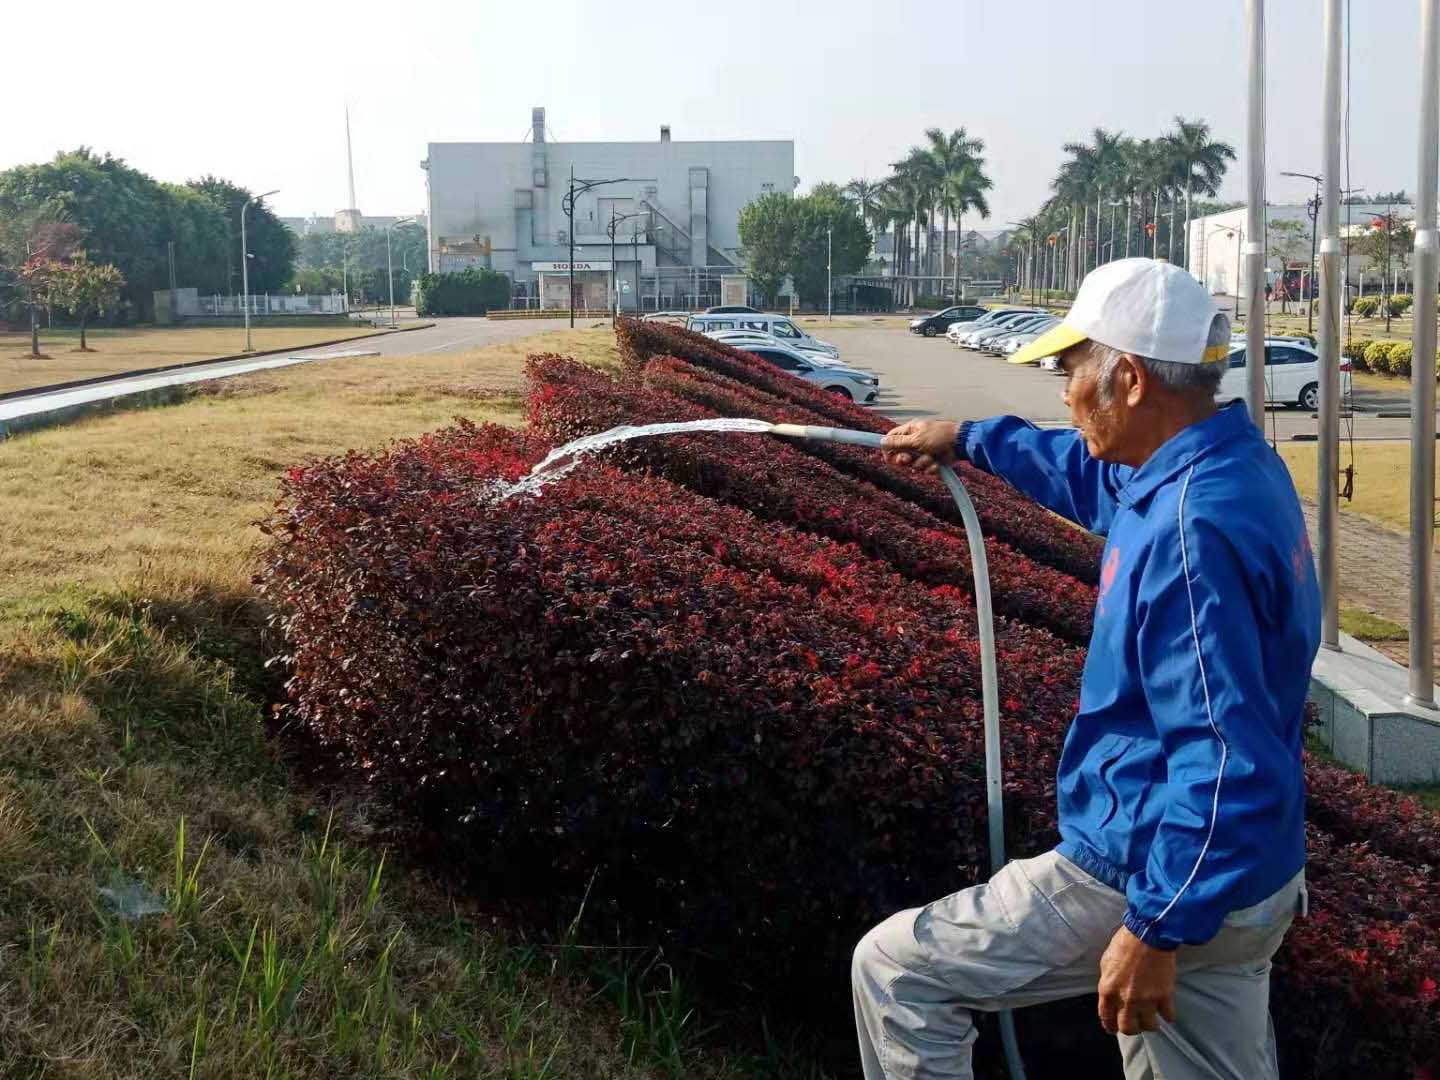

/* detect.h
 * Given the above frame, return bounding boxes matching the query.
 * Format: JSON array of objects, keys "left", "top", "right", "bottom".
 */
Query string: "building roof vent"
[{"left": 660, "top": 125, "right": 671, "bottom": 143}]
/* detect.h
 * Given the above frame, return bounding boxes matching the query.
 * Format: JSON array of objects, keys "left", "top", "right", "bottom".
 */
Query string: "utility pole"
[
  {"left": 241, "top": 188, "right": 279, "bottom": 352},
  {"left": 1408, "top": 0, "right": 1439, "bottom": 706},
  {"left": 569, "top": 166, "right": 576, "bottom": 328},
  {"left": 1244, "top": 0, "right": 1268, "bottom": 428},
  {"left": 827, "top": 225, "right": 833, "bottom": 321},
  {"left": 1317, "top": 0, "right": 1343, "bottom": 652}
]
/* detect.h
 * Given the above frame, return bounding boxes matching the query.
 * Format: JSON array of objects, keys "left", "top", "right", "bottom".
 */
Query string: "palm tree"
[
  {"left": 1168, "top": 117, "right": 1236, "bottom": 270},
  {"left": 923, "top": 127, "right": 988, "bottom": 294},
  {"left": 844, "top": 177, "right": 887, "bottom": 240},
  {"left": 944, "top": 159, "right": 992, "bottom": 298},
  {"left": 1053, "top": 147, "right": 1094, "bottom": 289},
  {"left": 894, "top": 147, "right": 940, "bottom": 297},
  {"left": 880, "top": 176, "right": 919, "bottom": 304}
]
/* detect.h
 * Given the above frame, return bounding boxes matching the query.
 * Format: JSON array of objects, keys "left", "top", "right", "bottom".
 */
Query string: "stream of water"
[{"left": 492, "top": 418, "right": 775, "bottom": 501}]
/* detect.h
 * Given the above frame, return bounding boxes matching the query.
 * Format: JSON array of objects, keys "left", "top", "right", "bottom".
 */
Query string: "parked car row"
[{"left": 691, "top": 311, "right": 882, "bottom": 404}]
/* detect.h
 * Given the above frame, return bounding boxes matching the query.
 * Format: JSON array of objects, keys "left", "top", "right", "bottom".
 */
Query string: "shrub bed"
[
  {"left": 616, "top": 319, "right": 1105, "bottom": 583},
  {"left": 529, "top": 356, "right": 1098, "bottom": 641},
  {"left": 1303, "top": 752, "right": 1440, "bottom": 867},
  {"left": 257, "top": 424, "right": 1088, "bottom": 1044}
]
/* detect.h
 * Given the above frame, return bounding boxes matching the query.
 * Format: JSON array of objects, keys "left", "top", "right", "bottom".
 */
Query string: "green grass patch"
[{"left": 1339, "top": 606, "right": 1409, "bottom": 642}]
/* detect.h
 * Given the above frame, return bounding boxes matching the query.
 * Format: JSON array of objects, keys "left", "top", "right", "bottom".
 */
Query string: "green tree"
[
  {"left": 0, "top": 148, "right": 171, "bottom": 319},
  {"left": 843, "top": 177, "right": 888, "bottom": 239},
  {"left": 789, "top": 188, "right": 871, "bottom": 308},
  {"left": 49, "top": 252, "right": 126, "bottom": 350},
  {"left": 738, "top": 192, "right": 798, "bottom": 306},
  {"left": 187, "top": 176, "right": 296, "bottom": 294},
  {"left": 163, "top": 184, "right": 230, "bottom": 294},
  {"left": 293, "top": 223, "right": 426, "bottom": 301},
  {"left": 1168, "top": 117, "right": 1236, "bottom": 270}
]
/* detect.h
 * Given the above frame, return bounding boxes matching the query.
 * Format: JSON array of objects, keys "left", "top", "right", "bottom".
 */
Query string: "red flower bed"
[
  {"left": 1303, "top": 752, "right": 1440, "bottom": 868},
  {"left": 1272, "top": 825, "right": 1440, "bottom": 1077},
  {"left": 258, "top": 423, "right": 1083, "bottom": 987},
  {"left": 261, "top": 333, "right": 1440, "bottom": 1078},
  {"left": 528, "top": 356, "right": 1097, "bottom": 642},
  {"left": 615, "top": 319, "right": 1105, "bottom": 583}
]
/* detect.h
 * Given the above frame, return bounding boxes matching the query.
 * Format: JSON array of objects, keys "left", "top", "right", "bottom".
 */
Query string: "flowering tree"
[
  {"left": 48, "top": 253, "right": 126, "bottom": 350},
  {"left": 0, "top": 212, "right": 81, "bottom": 356}
]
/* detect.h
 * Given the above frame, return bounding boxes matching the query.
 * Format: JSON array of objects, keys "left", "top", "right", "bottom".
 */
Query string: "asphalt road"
[
  {"left": 821, "top": 322, "right": 1429, "bottom": 442},
  {"left": 320, "top": 314, "right": 572, "bottom": 358}
]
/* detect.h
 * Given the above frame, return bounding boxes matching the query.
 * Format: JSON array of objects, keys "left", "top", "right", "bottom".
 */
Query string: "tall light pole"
[
  {"left": 1244, "top": 0, "right": 1268, "bottom": 429},
  {"left": 241, "top": 188, "right": 279, "bottom": 352},
  {"left": 827, "top": 225, "right": 833, "bottom": 321},
  {"left": 1281, "top": 171, "right": 1324, "bottom": 335},
  {"left": 562, "top": 168, "right": 638, "bottom": 328},
  {"left": 606, "top": 207, "right": 648, "bottom": 324},
  {"left": 1310, "top": 0, "right": 1344, "bottom": 654},
  {"left": 1407, "top": 0, "right": 1439, "bottom": 706},
  {"left": 386, "top": 216, "right": 416, "bottom": 328}
]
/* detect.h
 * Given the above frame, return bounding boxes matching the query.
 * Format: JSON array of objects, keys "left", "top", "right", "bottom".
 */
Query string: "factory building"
[{"left": 423, "top": 107, "right": 794, "bottom": 310}]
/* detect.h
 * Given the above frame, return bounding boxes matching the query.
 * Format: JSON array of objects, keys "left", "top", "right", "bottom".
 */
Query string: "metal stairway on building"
[{"left": 639, "top": 199, "right": 735, "bottom": 268}]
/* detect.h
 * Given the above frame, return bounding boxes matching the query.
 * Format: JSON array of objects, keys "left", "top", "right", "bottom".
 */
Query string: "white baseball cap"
[{"left": 1009, "top": 258, "right": 1229, "bottom": 367}]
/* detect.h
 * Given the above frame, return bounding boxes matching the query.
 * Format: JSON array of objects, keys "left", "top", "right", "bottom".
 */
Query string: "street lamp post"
[
  {"left": 1281, "top": 171, "right": 1324, "bottom": 335},
  {"left": 386, "top": 216, "right": 416, "bottom": 328},
  {"left": 827, "top": 226, "right": 833, "bottom": 321},
  {"left": 606, "top": 207, "right": 648, "bottom": 324},
  {"left": 241, "top": 188, "right": 279, "bottom": 352},
  {"left": 563, "top": 168, "right": 638, "bottom": 328}
]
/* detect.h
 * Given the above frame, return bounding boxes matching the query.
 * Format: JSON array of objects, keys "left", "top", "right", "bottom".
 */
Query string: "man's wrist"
[
  {"left": 1122, "top": 909, "right": 1180, "bottom": 952},
  {"left": 952, "top": 421, "right": 974, "bottom": 463}
]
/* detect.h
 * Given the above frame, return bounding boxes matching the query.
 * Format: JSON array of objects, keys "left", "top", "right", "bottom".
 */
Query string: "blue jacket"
[{"left": 957, "top": 402, "right": 1320, "bottom": 949}]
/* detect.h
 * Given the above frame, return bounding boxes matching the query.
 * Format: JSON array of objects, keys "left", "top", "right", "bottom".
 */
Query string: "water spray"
[{"left": 522, "top": 419, "right": 1026, "bottom": 1078}]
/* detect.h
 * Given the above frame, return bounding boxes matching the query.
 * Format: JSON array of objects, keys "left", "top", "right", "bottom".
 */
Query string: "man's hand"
[
  {"left": 881, "top": 420, "right": 960, "bottom": 474},
  {"left": 1097, "top": 925, "right": 1177, "bottom": 1036}
]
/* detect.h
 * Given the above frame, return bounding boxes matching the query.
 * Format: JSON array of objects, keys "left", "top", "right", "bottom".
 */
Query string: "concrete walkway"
[{"left": 1300, "top": 501, "right": 1440, "bottom": 668}]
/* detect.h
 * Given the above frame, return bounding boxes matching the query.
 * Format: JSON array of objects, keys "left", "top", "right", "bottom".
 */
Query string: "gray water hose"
[{"left": 770, "top": 423, "right": 1027, "bottom": 1080}]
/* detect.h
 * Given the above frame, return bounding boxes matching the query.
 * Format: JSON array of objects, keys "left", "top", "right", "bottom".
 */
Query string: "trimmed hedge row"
[
  {"left": 262, "top": 324, "right": 1440, "bottom": 1076},
  {"left": 529, "top": 354, "right": 1098, "bottom": 642},
  {"left": 258, "top": 422, "right": 1083, "bottom": 989},
  {"left": 616, "top": 318, "right": 1105, "bottom": 583}
]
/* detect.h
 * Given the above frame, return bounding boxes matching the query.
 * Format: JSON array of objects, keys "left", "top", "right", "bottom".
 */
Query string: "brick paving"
[{"left": 1298, "top": 501, "right": 1440, "bottom": 669}]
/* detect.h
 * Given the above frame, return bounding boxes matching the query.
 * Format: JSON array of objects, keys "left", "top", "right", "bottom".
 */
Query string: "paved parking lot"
[{"left": 807, "top": 316, "right": 1428, "bottom": 441}]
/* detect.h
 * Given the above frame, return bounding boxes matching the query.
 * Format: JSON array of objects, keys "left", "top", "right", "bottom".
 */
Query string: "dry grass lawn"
[
  {"left": 1276, "top": 440, "right": 1433, "bottom": 538},
  {"left": 0, "top": 325, "right": 398, "bottom": 397},
  {"left": 0, "top": 326, "right": 815, "bottom": 1078}
]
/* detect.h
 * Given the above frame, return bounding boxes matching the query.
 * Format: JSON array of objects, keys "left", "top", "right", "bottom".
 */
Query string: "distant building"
[
  {"left": 1186, "top": 202, "right": 1417, "bottom": 297},
  {"left": 280, "top": 212, "right": 426, "bottom": 237},
  {"left": 423, "top": 107, "right": 795, "bottom": 310}
]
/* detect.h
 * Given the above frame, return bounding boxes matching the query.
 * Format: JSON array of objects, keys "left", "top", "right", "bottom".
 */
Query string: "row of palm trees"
[
  {"left": 1010, "top": 118, "right": 1236, "bottom": 300},
  {"left": 843, "top": 128, "right": 994, "bottom": 305}
]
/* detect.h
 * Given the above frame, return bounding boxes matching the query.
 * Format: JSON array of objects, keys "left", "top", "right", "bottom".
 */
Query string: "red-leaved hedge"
[
  {"left": 527, "top": 355, "right": 1097, "bottom": 642},
  {"left": 616, "top": 318, "right": 1105, "bottom": 583},
  {"left": 260, "top": 332, "right": 1440, "bottom": 1077},
  {"left": 258, "top": 423, "right": 1085, "bottom": 994}
]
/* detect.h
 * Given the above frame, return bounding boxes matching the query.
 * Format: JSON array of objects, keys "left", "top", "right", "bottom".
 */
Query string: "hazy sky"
[{"left": 7, "top": 0, "right": 1430, "bottom": 224}]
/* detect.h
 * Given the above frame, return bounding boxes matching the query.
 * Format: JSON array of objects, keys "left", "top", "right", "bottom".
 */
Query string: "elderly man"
[{"left": 857, "top": 259, "right": 1319, "bottom": 1079}]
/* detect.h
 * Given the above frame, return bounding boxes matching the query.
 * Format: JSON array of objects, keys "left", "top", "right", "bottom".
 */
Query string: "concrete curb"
[{"left": 0, "top": 323, "right": 434, "bottom": 404}]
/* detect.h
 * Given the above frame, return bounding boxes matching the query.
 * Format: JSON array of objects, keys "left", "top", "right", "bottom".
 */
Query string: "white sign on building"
[{"left": 532, "top": 261, "right": 612, "bottom": 272}]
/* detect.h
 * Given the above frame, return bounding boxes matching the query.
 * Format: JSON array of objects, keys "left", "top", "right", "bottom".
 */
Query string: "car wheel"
[
  {"left": 923, "top": 325, "right": 937, "bottom": 337},
  {"left": 1298, "top": 382, "right": 1319, "bottom": 411},
  {"left": 826, "top": 385, "right": 854, "bottom": 400}
]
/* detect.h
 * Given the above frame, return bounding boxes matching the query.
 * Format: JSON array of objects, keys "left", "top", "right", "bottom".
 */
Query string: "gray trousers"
[{"left": 852, "top": 850, "right": 1304, "bottom": 1080}]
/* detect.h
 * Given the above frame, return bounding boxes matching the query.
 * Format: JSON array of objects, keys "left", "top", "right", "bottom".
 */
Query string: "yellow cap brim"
[{"left": 1007, "top": 322, "right": 1088, "bottom": 365}]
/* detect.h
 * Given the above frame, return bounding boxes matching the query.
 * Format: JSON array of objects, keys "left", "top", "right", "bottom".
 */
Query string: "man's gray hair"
[{"left": 1095, "top": 313, "right": 1231, "bottom": 402}]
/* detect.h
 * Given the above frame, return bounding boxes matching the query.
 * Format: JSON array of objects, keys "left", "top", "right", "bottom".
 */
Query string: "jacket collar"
[{"left": 1115, "top": 400, "right": 1255, "bottom": 508}]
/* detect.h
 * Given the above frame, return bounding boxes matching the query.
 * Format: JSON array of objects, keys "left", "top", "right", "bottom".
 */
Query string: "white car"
[
  {"left": 1219, "top": 339, "right": 1351, "bottom": 410},
  {"left": 727, "top": 338, "right": 880, "bottom": 403},
  {"left": 951, "top": 307, "right": 1041, "bottom": 346},
  {"left": 686, "top": 313, "right": 840, "bottom": 359},
  {"left": 957, "top": 310, "right": 1047, "bottom": 348},
  {"left": 984, "top": 319, "right": 1065, "bottom": 357},
  {"left": 968, "top": 313, "right": 1056, "bottom": 351},
  {"left": 706, "top": 329, "right": 841, "bottom": 363},
  {"left": 995, "top": 319, "right": 1063, "bottom": 358}
]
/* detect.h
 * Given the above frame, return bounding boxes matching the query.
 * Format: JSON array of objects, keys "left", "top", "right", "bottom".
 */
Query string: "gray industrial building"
[{"left": 423, "top": 108, "right": 795, "bottom": 310}]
